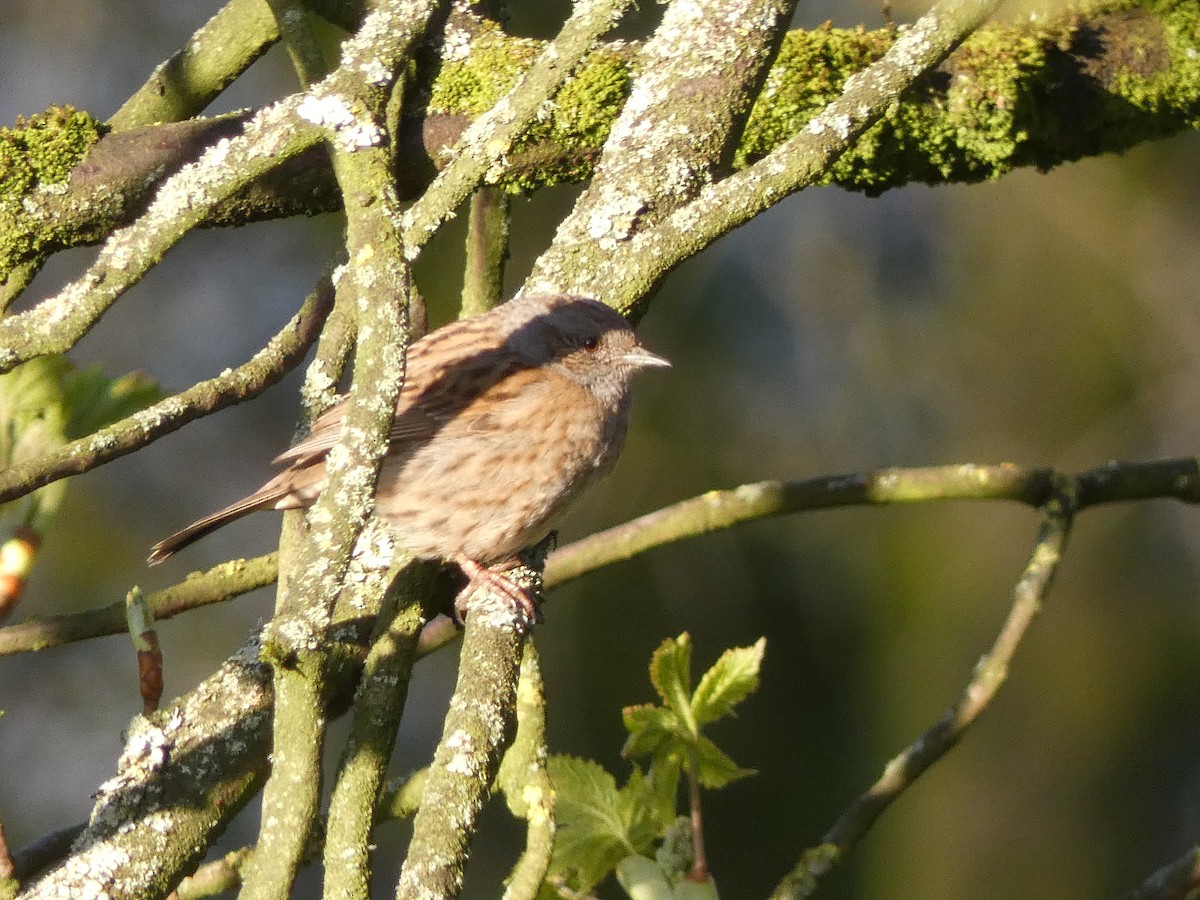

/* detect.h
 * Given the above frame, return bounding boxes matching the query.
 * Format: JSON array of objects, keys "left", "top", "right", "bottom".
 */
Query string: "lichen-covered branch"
[
  {"left": 395, "top": 582, "right": 535, "bottom": 900},
  {"left": 19, "top": 646, "right": 274, "bottom": 900},
  {"left": 576, "top": 0, "right": 1006, "bottom": 311},
  {"left": 769, "top": 481, "right": 1077, "bottom": 900},
  {"left": 0, "top": 96, "right": 324, "bottom": 375},
  {"left": 496, "top": 643, "right": 555, "bottom": 900},
  {"left": 322, "top": 560, "right": 434, "bottom": 899},
  {"left": 4, "top": 1, "right": 1195, "bottom": 291},
  {"left": 399, "top": 0, "right": 635, "bottom": 256},
  {"left": 526, "top": 0, "right": 797, "bottom": 300},
  {"left": 107, "top": 0, "right": 281, "bottom": 131},
  {"left": 241, "top": 0, "right": 435, "bottom": 892}
]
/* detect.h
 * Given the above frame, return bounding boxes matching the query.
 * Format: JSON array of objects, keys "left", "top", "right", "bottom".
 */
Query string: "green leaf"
[
  {"left": 619, "top": 765, "right": 673, "bottom": 850},
  {"left": 648, "top": 634, "right": 694, "bottom": 727},
  {"left": 621, "top": 704, "right": 684, "bottom": 760},
  {"left": 691, "top": 638, "right": 765, "bottom": 726},
  {"left": 648, "top": 757, "right": 682, "bottom": 829},
  {"left": 694, "top": 736, "right": 755, "bottom": 789},
  {"left": 548, "top": 756, "right": 632, "bottom": 891},
  {"left": 0, "top": 357, "right": 69, "bottom": 465},
  {"left": 616, "top": 855, "right": 673, "bottom": 900},
  {"left": 62, "top": 364, "right": 161, "bottom": 439}
]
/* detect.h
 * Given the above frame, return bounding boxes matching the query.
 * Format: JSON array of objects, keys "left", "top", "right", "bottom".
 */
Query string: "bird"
[{"left": 148, "top": 292, "right": 669, "bottom": 618}]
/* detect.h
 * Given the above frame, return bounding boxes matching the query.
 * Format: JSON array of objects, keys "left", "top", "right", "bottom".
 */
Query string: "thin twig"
[
  {"left": 0, "top": 554, "right": 277, "bottom": 656},
  {"left": 0, "top": 279, "right": 332, "bottom": 507},
  {"left": 769, "top": 479, "right": 1077, "bottom": 899},
  {"left": 461, "top": 187, "right": 511, "bottom": 317},
  {"left": 1121, "top": 846, "right": 1200, "bottom": 900}
]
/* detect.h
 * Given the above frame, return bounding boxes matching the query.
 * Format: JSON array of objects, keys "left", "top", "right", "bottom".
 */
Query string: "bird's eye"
[{"left": 582, "top": 336, "right": 600, "bottom": 351}]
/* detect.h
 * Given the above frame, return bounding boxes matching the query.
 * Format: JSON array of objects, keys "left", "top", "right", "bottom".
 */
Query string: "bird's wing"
[{"left": 272, "top": 344, "right": 526, "bottom": 467}]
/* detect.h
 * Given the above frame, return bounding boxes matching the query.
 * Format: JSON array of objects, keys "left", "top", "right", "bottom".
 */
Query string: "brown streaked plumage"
[{"left": 148, "top": 294, "right": 668, "bottom": 611}]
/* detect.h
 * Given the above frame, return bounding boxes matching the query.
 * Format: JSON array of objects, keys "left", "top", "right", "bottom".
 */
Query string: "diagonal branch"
[
  {"left": 0, "top": 278, "right": 332, "bottom": 507},
  {"left": 400, "top": 0, "right": 635, "bottom": 255},
  {"left": 0, "top": 95, "right": 325, "bottom": 375},
  {"left": 769, "top": 479, "right": 1077, "bottom": 899},
  {"left": 527, "top": 0, "right": 798, "bottom": 301},
  {"left": 579, "top": 0, "right": 1006, "bottom": 311}
]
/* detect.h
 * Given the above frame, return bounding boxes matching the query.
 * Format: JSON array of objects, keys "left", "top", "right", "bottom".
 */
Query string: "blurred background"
[{"left": 3, "top": 1, "right": 1200, "bottom": 897}]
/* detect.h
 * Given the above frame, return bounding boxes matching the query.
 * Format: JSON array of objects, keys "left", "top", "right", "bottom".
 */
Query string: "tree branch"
[
  {"left": 0, "top": 278, "right": 331, "bottom": 507},
  {"left": 573, "top": 0, "right": 1006, "bottom": 311},
  {"left": 526, "top": 0, "right": 797, "bottom": 298},
  {"left": 395, "top": 570, "right": 537, "bottom": 899},
  {"left": 240, "top": 0, "right": 431, "bottom": 890},
  {"left": 5, "top": 2, "right": 1193, "bottom": 290},
  {"left": 770, "top": 479, "right": 1078, "bottom": 899}
]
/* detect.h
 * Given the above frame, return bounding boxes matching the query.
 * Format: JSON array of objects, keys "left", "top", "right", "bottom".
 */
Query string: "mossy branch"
[
  {"left": 399, "top": 0, "right": 635, "bottom": 255},
  {"left": 540, "top": 0, "right": 1007, "bottom": 309},
  {"left": 526, "top": 0, "right": 797, "bottom": 297},
  {"left": 0, "top": 96, "right": 324, "bottom": 375},
  {"left": 4, "top": 1, "right": 1194, "bottom": 290}
]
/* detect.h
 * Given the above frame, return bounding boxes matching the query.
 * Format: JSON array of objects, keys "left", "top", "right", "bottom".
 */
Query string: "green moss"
[
  {"left": 1129, "top": 0, "right": 1200, "bottom": 122},
  {"left": 1, "top": 106, "right": 102, "bottom": 279},
  {"left": 550, "top": 48, "right": 632, "bottom": 152},
  {"left": 736, "top": 2, "right": 1198, "bottom": 195},
  {"left": 0, "top": 105, "right": 102, "bottom": 199},
  {"left": 511, "top": 48, "right": 633, "bottom": 190},
  {"left": 428, "top": 22, "right": 541, "bottom": 116},
  {"left": 736, "top": 26, "right": 894, "bottom": 168}
]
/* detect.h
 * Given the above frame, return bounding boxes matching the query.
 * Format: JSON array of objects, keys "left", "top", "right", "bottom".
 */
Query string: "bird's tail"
[{"left": 147, "top": 492, "right": 283, "bottom": 565}]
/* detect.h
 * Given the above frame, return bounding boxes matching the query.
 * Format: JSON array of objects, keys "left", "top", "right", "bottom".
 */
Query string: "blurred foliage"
[{"left": 0, "top": 357, "right": 160, "bottom": 530}]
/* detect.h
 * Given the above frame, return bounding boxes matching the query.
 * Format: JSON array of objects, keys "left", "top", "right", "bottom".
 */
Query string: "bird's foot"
[{"left": 452, "top": 554, "right": 543, "bottom": 626}]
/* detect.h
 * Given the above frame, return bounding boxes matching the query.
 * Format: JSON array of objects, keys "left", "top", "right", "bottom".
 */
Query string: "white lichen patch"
[
  {"left": 442, "top": 26, "right": 473, "bottom": 62},
  {"left": 360, "top": 57, "right": 391, "bottom": 86},
  {"left": 297, "top": 92, "right": 382, "bottom": 150},
  {"left": 445, "top": 729, "right": 477, "bottom": 775}
]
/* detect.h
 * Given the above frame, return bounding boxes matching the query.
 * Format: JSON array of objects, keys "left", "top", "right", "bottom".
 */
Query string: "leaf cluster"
[{"left": 545, "top": 633, "right": 765, "bottom": 897}]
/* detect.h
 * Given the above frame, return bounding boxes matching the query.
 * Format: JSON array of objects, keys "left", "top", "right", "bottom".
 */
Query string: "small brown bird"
[{"left": 148, "top": 293, "right": 668, "bottom": 614}]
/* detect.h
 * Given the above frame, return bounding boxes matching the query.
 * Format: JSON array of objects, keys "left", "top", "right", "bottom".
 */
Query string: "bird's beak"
[{"left": 623, "top": 346, "right": 671, "bottom": 370}]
